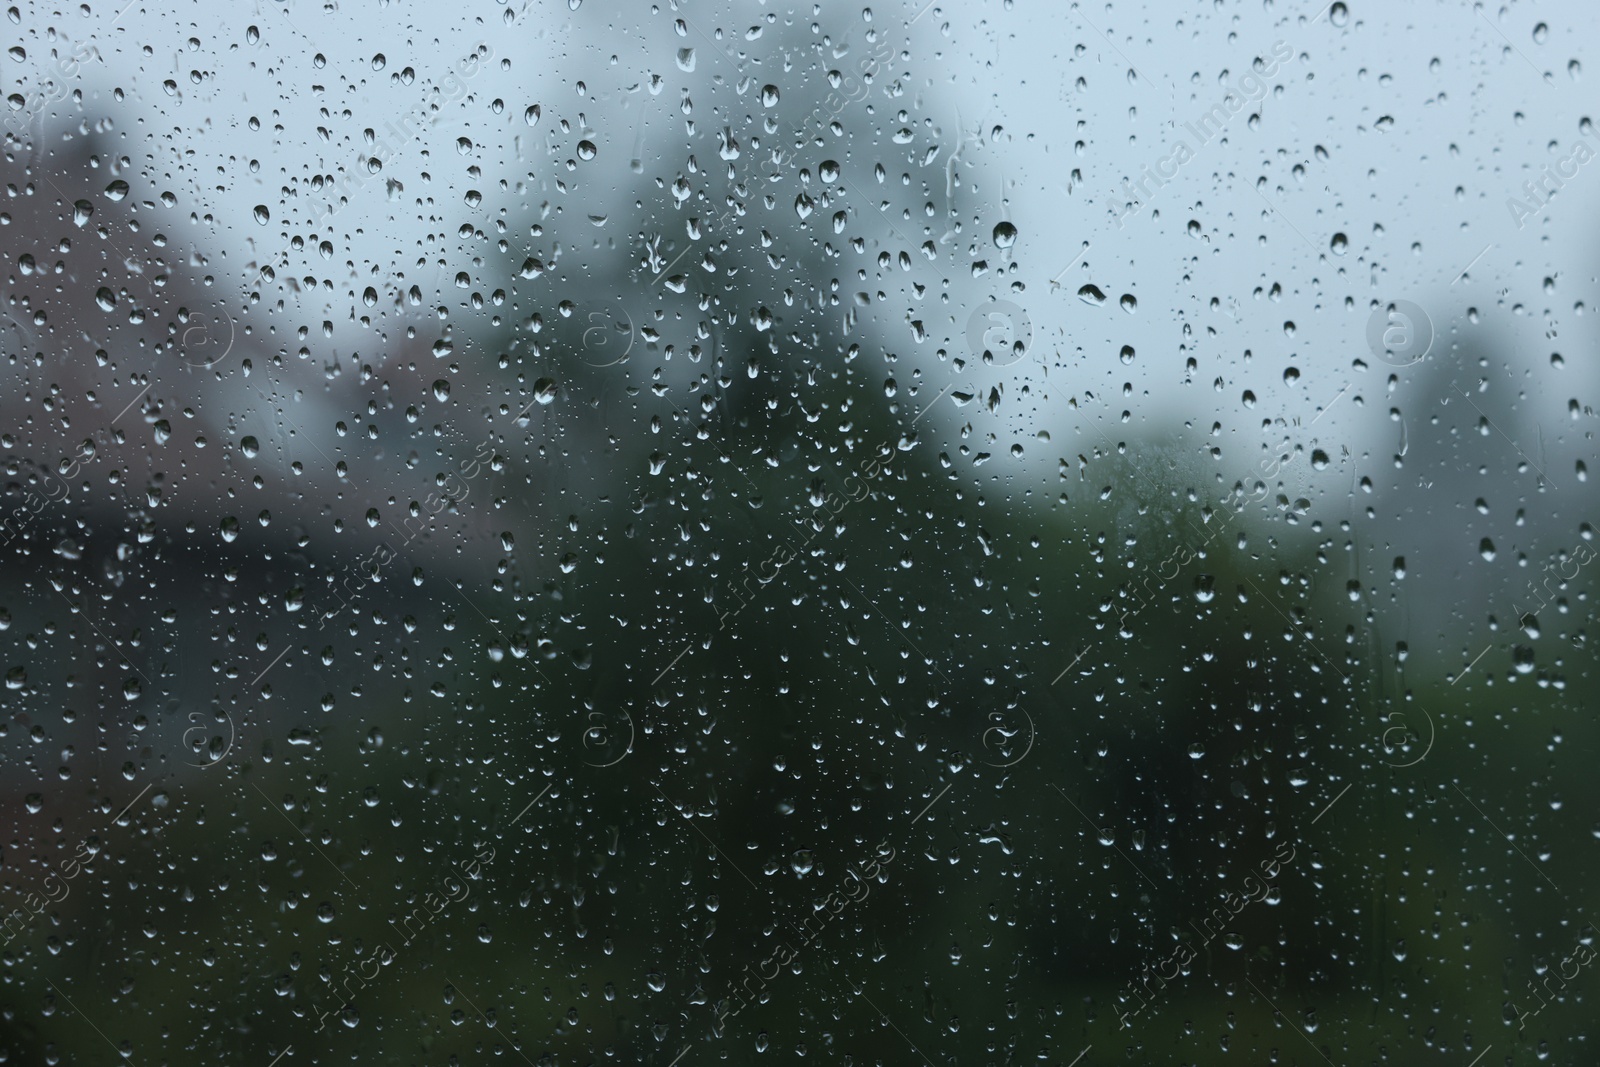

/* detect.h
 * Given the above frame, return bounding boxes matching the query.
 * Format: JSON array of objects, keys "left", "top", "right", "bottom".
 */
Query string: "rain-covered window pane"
[{"left": 2, "top": 0, "right": 1595, "bottom": 1063}]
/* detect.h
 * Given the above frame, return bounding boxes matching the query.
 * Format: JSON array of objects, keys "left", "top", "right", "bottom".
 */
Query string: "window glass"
[{"left": 2, "top": 2, "right": 1593, "bottom": 1063}]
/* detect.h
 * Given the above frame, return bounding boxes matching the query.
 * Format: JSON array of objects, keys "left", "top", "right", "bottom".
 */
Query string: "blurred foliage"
[{"left": 1, "top": 4, "right": 1596, "bottom": 1066}]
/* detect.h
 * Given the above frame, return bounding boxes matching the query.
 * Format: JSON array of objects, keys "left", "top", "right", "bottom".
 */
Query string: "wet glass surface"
[{"left": 2, "top": 1, "right": 1597, "bottom": 1063}]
